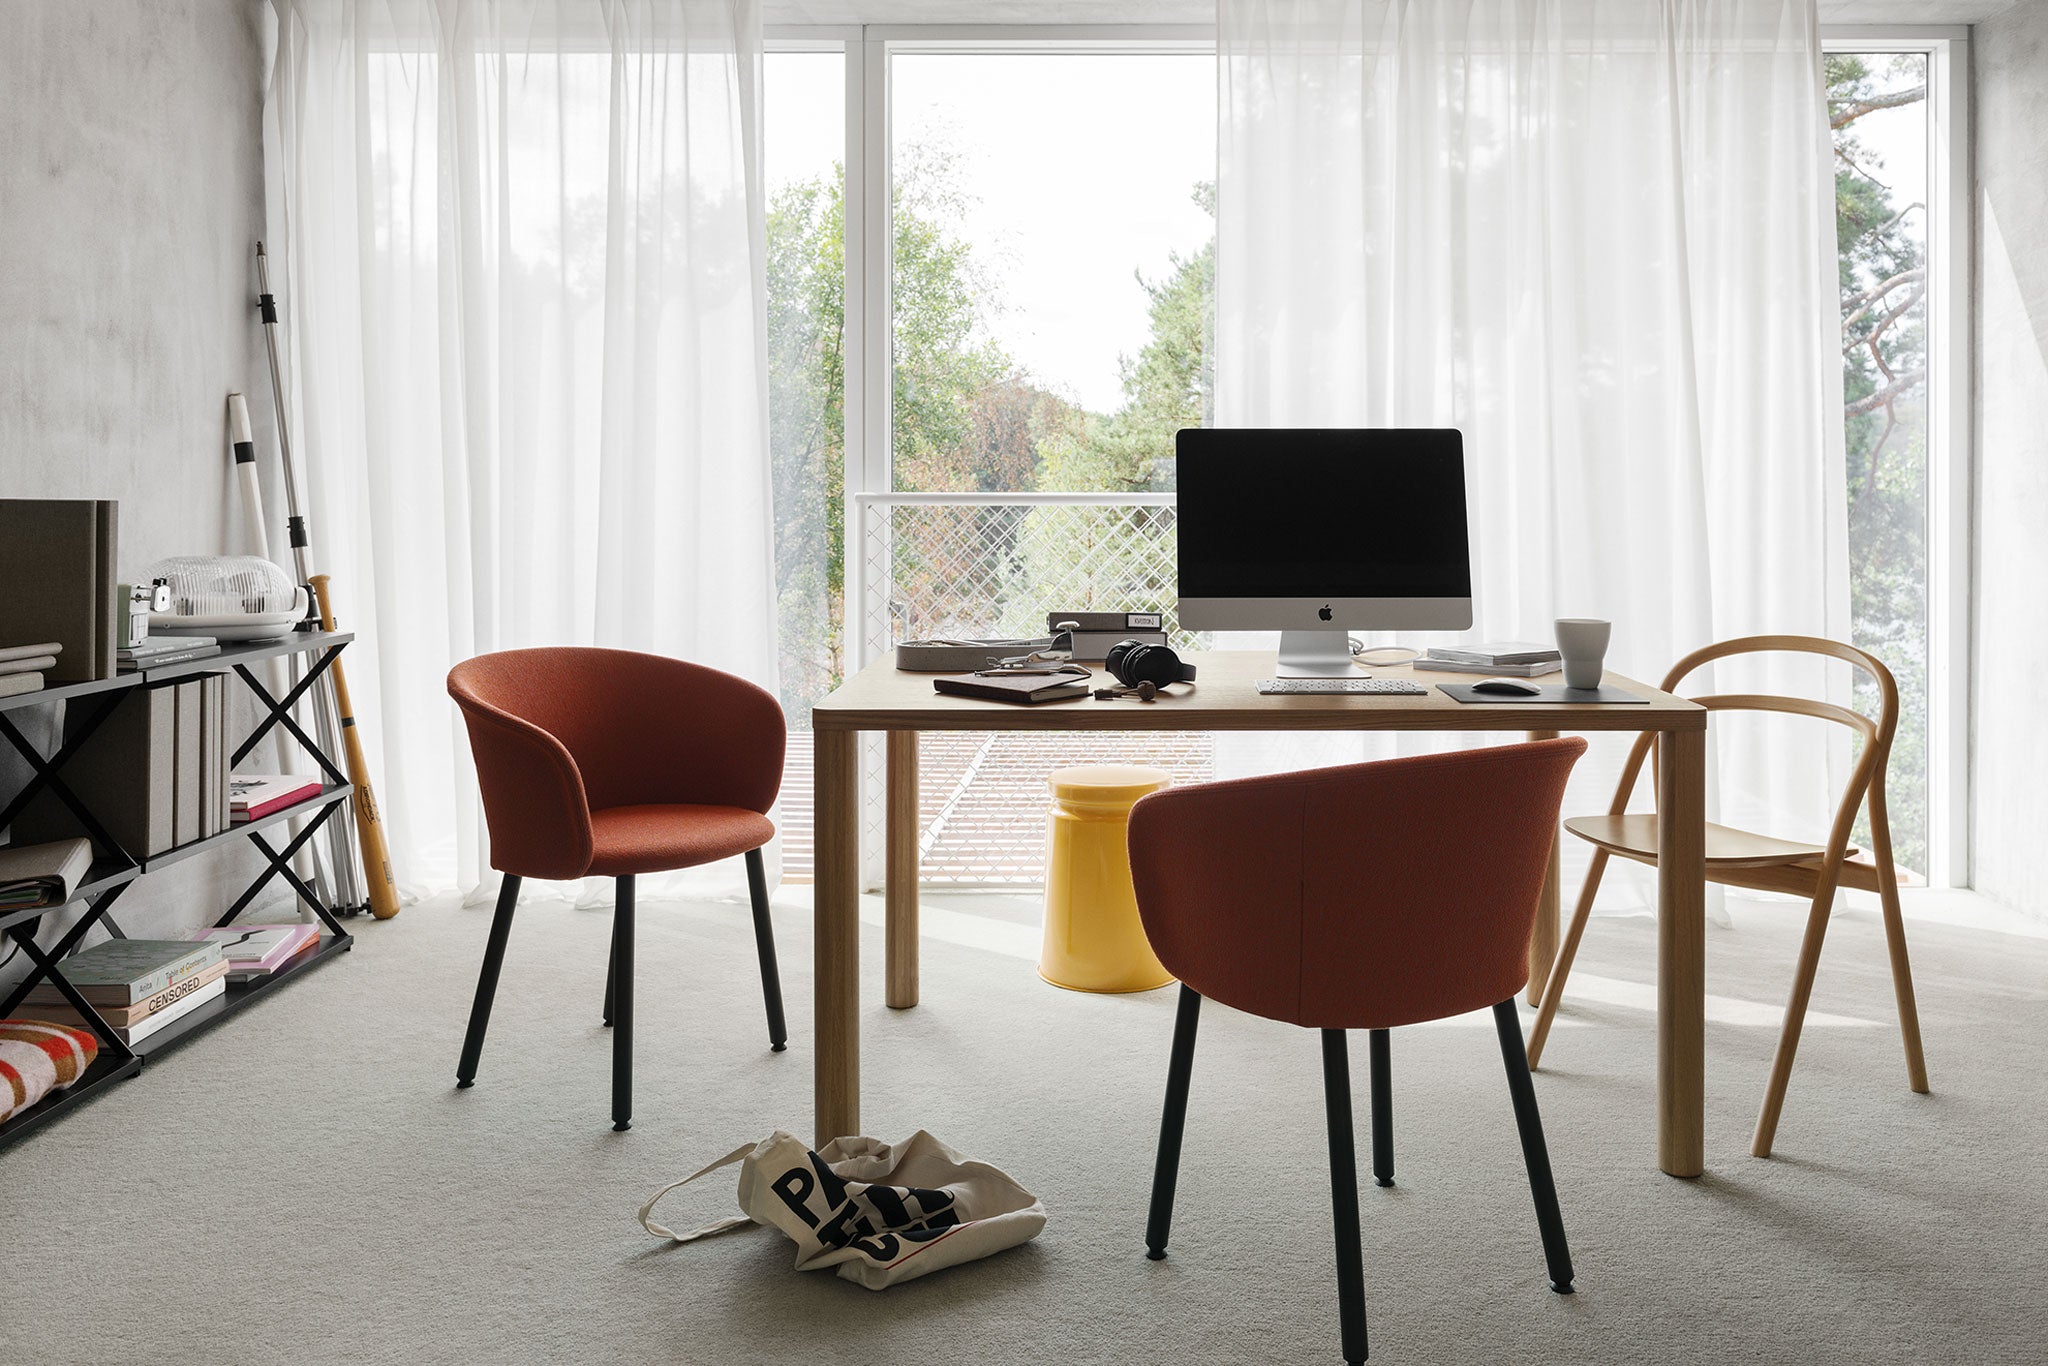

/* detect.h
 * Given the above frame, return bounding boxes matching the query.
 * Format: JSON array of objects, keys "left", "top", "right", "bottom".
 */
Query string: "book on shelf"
[
  {"left": 0, "top": 672, "right": 46, "bottom": 699},
  {"left": 1416, "top": 656, "right": 1564, "bottom": 677},
  {"left": 29, "top": 976, "right": 227, "bottom": 1044},
  {"left": 0, "top": 640, "right": 62, "bottom": 666},
  {"left": 118, "top": 642, "right": 223, "bottom": 671},
  {"left": 0, "top": 652, "right": 57, "bottom": 677},
  {"left": 186, "top": 923, "right": 320, "bottom": 978},
  {"left": 1422, "top": 642, "right": 1563, "bottom": 666},
  {"left": 20, "top": 938, "right": 222, "bottom": 1006},
  {"left": 0, "top": 837, "right": 95, "bottom": 911},
  {"left": 228, "top": 775, "right": 324, "bottom": 823},
  {"left": 119, "top": 634, "right": 219, "bottom": 659},
  {"left": 0, "top": 499, "right": 118, "bottom": 682},
  {"left": 25, "top": 959, "right": 229, "bottom": 1026}
]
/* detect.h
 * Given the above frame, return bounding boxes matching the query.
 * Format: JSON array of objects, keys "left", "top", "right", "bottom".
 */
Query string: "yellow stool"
[{"left": 1040, "top": 765, "right": 1176, "bottom": 993}]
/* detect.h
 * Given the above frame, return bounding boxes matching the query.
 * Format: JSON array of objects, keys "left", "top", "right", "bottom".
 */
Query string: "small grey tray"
[
  {"left": 1437, "top": 682, "right": 1650, "bottom": 705},
  {"left": 895, "top": 638, "right": 1053, "bottom": 672}
]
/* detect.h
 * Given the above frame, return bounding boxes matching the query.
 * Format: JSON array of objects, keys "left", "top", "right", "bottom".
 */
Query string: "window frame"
[{"left": 1821, "top": 25, "right": 1971, "bottom": 888}]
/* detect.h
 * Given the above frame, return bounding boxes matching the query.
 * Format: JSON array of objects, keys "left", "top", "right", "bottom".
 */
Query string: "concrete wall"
[
  {"left": 1971, "top": 5, "right": 2048, "bottom": 918},
  {"left": 0, "top": 0, "right": 285, "bottom": 980}
]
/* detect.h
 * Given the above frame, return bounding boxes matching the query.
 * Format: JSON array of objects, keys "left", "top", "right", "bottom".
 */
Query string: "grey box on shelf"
[
  {"left": 15, "top": 687, "right": 176, "bottom": 856},
  {"left": 0, "top": 498, "right": 120, "bottom": 683}
]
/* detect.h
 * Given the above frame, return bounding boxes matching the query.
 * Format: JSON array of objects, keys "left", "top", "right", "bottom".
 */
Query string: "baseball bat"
[{"left": 309, "top": 574, "right": 400, "bottom": 920}]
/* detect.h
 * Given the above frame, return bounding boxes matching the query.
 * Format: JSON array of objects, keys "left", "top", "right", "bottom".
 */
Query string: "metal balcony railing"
[
  {"left": 848, "top": 491, "right": 1191, "bottom": 668},
  {"left": 787, "top": 491, "right": 1212, "bottom": 887}
]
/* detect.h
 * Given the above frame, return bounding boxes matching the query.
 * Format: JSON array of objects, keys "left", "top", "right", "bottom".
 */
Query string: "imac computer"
[{"left": 1175, "top": 428, "right": 1474, "bottom": 677}]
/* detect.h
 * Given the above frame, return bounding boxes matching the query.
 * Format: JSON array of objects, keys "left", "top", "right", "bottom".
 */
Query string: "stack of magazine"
[
  {"left": 23, "top": 939, "right": 227, "bottom": 1045},
  {"left": 1419, "top": 642, "right": 1564, "bottom": 677},
  {"left": 186, "top": 923, "right": 321, "bottom": 982}
]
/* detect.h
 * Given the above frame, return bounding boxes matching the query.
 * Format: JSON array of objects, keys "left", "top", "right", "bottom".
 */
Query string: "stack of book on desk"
[
  {"left": 118, "top": 634, "right": 220, "bottom": 672},
  {"left": 22, "top": 940, "right": 227, "bottom": 1045},
  {"left": 1420, "top": 643, "right": 1565, "bottom": 677},
  {"left": 187, "top": 923, "right": 321, "bottom": 982},
  {"left": 0, "top": 641, "right": 60, "bottom": 699},
  {"left": 0, "top": 837, "right": 94, "bottom": 913}
]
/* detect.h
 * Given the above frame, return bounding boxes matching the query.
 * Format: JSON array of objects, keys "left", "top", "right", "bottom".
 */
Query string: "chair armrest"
[{"left": 454, "top": 703, "right": 595, "bottom": 881}]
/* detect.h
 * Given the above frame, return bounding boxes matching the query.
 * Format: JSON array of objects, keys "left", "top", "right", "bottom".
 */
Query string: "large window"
[
  {"left": 767, "top": 30, "right": 1968, "bottom": 886},
  {"left": 1826, "top": 39, "right": 1964, "bottom": 880}
]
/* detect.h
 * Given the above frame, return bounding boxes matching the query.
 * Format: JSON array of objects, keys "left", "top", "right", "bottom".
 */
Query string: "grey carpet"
[{"left": 4, "top": 887, "right": 2045, "bottom": 1365}]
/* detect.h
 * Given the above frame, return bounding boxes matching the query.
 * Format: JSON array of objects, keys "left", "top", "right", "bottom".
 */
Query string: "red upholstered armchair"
[
  {"left": 447, "top": 648, "right": 788, "bottom": 1132},
  {"left": 1128, "top": 738, "right": 1587, "bottom": 1366}
]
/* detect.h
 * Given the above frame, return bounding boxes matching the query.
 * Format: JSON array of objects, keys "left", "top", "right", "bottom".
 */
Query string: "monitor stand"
[{"left": 1275, "top": 629, "right": 1363, "bottom": 678}]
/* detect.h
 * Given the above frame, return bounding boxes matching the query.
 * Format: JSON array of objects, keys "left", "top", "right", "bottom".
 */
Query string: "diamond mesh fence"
[{"left": 775, "top": 496, "right": 1214, "bottom": 886}]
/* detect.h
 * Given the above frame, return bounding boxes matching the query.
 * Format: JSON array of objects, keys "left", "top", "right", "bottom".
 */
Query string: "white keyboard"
[{"left": 1256, "top": 678, "right": 1429, "bottom": 695}]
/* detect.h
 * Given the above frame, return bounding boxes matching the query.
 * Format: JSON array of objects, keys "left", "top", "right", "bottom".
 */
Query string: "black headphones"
[{"left": 1104, "top": 639, "right": 1197, "bottom": 689}]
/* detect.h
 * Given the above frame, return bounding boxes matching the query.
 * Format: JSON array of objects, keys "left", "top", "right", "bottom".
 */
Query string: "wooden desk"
[{"left": 811, "top": 652, "right": 1711, "bottom": 1176}]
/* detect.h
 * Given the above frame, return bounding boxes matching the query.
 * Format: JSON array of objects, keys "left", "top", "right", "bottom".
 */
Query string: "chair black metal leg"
[
  {"left": 603, "top": 940, "right": 616, "bottom": 1028},
  {"left": 456, "top": 875, "right": 521, "bottom": 1088},
  {"left": 1493, "top": 1000, "right": 1575, "bottom": 1293},
  {"left": 1145, "top": 984, "right": 1202, "bottom": 1260},
  {"left": 1369, "top": 1028, "right": 1393, "bottom": 1188},
  {"left": 1322, "top": 1029, "right": 1370, "bottom": 1365},
  {"left": 745, "top": 848, "right": 788, "bottom": 1052},
  {"left": 612, "top": 875, "right": 635, "bottom": 1132}
]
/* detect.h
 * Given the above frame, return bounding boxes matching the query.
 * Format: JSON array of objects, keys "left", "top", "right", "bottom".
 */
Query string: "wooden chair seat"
[{"left": 1562, "top": 813, "right": 1917, "bottom": 895}]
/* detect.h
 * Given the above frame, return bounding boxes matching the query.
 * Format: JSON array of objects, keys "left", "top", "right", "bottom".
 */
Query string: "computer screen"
[{"left": 1175, "top": 427, "right": 1473, "bottom": 637}]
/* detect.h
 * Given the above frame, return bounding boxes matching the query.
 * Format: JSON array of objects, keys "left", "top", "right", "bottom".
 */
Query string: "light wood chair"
[{"left": 1525, "top": 635, "right": 1928, "bottom": 1157}]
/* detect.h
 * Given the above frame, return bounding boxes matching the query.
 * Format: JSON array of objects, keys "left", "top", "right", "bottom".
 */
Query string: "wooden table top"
[{"left": 813, "top": 652, "right": 1706, "bottom": 734}]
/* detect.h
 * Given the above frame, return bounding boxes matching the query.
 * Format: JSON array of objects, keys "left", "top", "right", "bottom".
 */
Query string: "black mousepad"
[{"left": 1437, "top": 682, "right": 1650, "bottom": 705}]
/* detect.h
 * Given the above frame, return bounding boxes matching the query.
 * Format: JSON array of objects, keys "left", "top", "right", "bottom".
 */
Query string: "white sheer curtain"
[
  {"left": 264, "top": 0, "right": 775, "bottom": 898},
  {"left": 1215, "top": 0, "right": 1849, "bottom": 911}
]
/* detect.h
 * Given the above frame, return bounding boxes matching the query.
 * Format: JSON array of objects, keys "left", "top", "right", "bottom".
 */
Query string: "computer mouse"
[{"left": 1472, "top": 677, "right": 1544, "bottom": 696}]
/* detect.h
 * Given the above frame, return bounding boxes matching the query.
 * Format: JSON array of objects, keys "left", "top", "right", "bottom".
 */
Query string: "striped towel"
[{"left": 0, "top": 1020, "right": 99, "bottom": 1123}]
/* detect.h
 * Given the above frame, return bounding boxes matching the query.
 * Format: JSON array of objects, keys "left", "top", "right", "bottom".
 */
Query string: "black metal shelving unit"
[{"left": 0, "top": 632, "right": 360, "bottom": 1151}]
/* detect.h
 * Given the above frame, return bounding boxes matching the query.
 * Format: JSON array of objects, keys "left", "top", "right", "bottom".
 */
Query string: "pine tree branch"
[
  {"left": 1844, "top": 284, "right": 1927, "bottom": 357},
  {"left": 1842, "top": 270, "right": 1926, "bottom": 334},
  {"left": 1845, "top": 369, "right": 1927, "bottom": 417},
  {"left": 1830, "top": 85, "right": 1927, "bottom": 129}
]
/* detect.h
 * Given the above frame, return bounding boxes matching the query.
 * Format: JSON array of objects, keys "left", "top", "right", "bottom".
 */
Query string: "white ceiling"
[{"left": 766, "top": 0, "right": 2016, "bottom": 24}]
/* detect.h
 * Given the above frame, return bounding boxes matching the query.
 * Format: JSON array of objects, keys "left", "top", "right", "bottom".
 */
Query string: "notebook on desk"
[{"left": 933, "top": 672, "right": 1092, "bottom": 705}]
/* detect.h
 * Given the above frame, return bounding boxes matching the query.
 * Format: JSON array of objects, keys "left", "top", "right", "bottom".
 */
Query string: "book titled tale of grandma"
[{"left": 22, "top": 939, "right": 222, "bottom": 1005}]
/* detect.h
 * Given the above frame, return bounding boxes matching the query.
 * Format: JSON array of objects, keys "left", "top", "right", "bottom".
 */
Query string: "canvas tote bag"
[{"left": 640, "top": 1129, "right": 1047, "bottom": 1290}]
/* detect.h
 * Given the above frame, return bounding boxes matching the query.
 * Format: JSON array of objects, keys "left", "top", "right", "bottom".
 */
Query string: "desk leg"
[
  {"left": 1657, "top": 727, "right": 1707, "bottom": 1178},
  {"left": 886, "top": 732, "right": 920, "bottom": 1009},
  {"left": 1526, "top": 729, "right": 1563, "bottom": 1006},
  {"left": 815, "top": 728, "right": 860, "bottom": 1147}
]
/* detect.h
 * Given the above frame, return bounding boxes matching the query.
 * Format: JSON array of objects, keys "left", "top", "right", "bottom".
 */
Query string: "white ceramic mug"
[{"left": 1555, "top": 618, "right": 1611, "bottom": 690}]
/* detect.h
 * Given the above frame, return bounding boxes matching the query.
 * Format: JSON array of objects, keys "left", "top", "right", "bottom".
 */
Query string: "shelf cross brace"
[
  {"left": 230, "top": 646, "right": 347, "bottom": 787},
  {"left": 2, "top": 915, "right": 138, "bottom": 1060},
  {"left": 0, "top": 881, "right": 135, "bottom": 1020},
  {"left": 0, "top": 699, "right": 143, "bottom": 870},
  {"left": 216, "top": 798, "right": 349, "bottom": 937}
]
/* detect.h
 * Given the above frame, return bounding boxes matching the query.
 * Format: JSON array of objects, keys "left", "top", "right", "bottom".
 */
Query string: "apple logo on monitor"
[{"left": 1318, "top": 605, "right": 1333, "bottom": 621}]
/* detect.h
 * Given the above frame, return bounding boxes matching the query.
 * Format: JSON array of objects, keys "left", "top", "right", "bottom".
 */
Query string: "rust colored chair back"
[
  {"left": 1128, "top": 738, "right": 1588, "bottom": 1366},
  {"left": 448, "top": 647, "right": 785, "bottom": 881},
  {"left": 1129, "top": 737, "right": 1588, "bottom": 1030}
]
